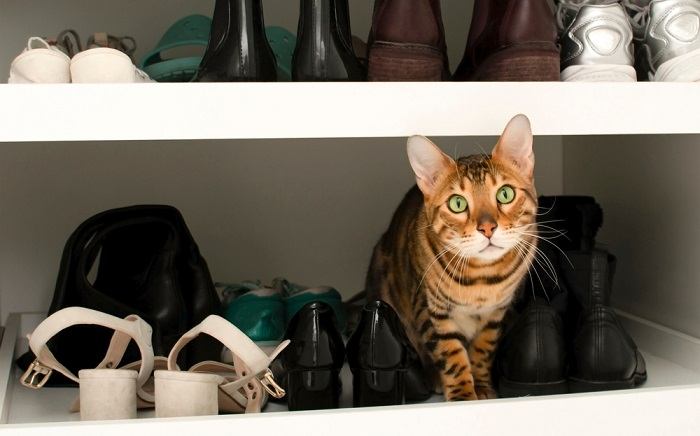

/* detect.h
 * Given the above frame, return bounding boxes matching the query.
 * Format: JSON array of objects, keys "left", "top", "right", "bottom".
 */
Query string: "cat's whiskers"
[
  {"left": 415, "top": 246, "right": 453, "bottom": 295},
  {"left": 436, "top": 248, "right": 464, "bottom": 309},
  {"left": 517, "top": 238, "right": 559, "bottom": 285},
  {"left": 511, "top": 228, "right": 574, "bottom": 269},
  {"left": 513, "top": 241, "right": 550, "bottom": 301},
  {"left": 512, "top": 243, "right": 538, "bottom": 301}
]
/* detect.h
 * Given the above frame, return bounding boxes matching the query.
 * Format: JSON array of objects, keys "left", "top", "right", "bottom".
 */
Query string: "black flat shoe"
[{"left": 278, "top": 301, "right": 345, "bottom": 411}]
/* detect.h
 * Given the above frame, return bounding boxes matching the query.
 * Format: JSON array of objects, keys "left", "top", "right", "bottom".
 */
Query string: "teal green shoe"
[
  {"left": 272, "top": 278, "right": 347, "bottom": 334},
  {"left": 219, "top": 281, "right": 285, "bottom": 344},
  {"left": 141, "top": 15, "right": 212, "bottom": 82},
  {"left": 265, "top": 27, "right": 296, "bottom": 81}
]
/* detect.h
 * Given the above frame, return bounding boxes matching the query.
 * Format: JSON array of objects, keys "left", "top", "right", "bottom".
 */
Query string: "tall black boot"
[
  {"left": 194, "top": 0, "right": 277, "bottom": 82},
  {"left": 292, "top": 0, "right": 365, "bottom": 81},
  {"left": 562, "top": 250, "right": 647, "bottom": 392}
]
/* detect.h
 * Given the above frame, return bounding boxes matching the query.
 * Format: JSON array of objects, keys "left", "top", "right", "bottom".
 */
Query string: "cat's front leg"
[
  {"left": 423, "top": 318, "right": 478, "bottom": 401},
  {"left": 469, "top": 312, "right": 507, "bottom": 399}
]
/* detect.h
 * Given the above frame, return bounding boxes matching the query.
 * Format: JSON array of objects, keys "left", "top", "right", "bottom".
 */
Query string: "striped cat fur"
[{"left": 366, "top": 115, "right": 538, "bottom": 401}]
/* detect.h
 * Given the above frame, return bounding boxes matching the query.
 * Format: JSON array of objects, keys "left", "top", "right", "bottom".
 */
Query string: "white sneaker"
[
  {"left": 8, "top": 37, "right": 71, "bottom": 83},
  {"left": 70, "top": 47, "right": 153, "bottom": 83}
]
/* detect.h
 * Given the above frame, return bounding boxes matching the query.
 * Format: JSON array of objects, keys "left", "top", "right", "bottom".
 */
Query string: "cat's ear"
[
  {"left": 492, "top": 114, "right": 534, "bottom": 179},
  {"left": 407, "top": 135, "right": 454, "bottom": 197}
]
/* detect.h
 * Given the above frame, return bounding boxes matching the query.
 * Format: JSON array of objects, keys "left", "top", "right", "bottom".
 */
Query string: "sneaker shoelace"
[{"left": 621, "top": 0, "right": 651, "bottom": 39}]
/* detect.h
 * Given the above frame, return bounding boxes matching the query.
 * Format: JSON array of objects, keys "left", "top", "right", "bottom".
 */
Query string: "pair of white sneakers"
[{"left": 9, "top": 37, "right": 153, "bottom": 84}]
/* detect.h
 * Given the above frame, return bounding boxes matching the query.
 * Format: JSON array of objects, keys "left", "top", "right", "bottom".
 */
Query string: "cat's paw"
[
  {"left": 443, "top": 387, "right": 478, "bottom": 402},
  {"left": 475, "top": 385, "right": 498, "bottom": 400}
]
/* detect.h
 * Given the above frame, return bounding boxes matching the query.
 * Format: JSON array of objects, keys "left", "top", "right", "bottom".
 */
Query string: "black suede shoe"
[
  {"left": 194, "top": 0, "right": 277, "bottom": 82},
  {"left": 277, "top": 301, "right": 345, "bottom": 410},
  {"left": 562, "top": 250, "right": 647, "bottom": 392},
  {"left": 346, "top": 300, "right": 431, "bottom": 406}
]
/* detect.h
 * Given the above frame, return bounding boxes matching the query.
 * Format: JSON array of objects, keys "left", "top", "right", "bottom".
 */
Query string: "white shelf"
[
  {"left": 1, "top": 82, "right": 700, "bottom": 142},
  {"left": 2, "top": 312, "right": 700, "bottom": 435}
]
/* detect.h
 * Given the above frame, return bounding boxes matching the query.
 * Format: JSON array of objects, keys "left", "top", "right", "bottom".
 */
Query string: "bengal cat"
[{"left": 366, "top": 115, "right": 538, "bottom": 401}]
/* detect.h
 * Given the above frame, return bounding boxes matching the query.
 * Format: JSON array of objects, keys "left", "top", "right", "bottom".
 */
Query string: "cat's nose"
[{"left": 477, "top": 221, "right": 498, "bottom": 239}]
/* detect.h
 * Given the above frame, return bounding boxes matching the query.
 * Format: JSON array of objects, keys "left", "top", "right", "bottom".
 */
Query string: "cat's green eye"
[
  {"left": 497, "top": 185, "right": 516, "bottom": 204},
  {"left": 448, "top": 195, "right": 468, "bottom": 213}
]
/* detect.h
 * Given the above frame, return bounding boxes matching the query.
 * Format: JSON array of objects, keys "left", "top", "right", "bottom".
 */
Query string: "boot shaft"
[
  {"left": 293, "top": 0, "right": 364, "bottom": 81},
  {"left": 196, "top": 0, "right": 277, "bottom": 82}
]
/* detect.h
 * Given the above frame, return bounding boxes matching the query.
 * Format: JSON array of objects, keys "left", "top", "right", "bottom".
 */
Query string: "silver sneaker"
[
  {"left": 625, "top": 0, "right": 700, "bottom": 81},
  {"left": 559, "top": 1, "right": 636, "bottom": 81}
]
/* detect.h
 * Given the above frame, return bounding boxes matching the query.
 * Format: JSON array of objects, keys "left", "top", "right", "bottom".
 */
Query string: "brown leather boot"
[
  {"left": 453, "top": 0, "right": 560, "bottom": 81},
  {"left": 367, "top": 0, "right": 449, "bottom": 81}
]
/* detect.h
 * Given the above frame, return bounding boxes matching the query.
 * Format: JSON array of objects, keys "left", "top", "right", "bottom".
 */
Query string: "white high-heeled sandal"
[
  {"left": 154, "top": 315, "right": 289, "bottom": 418},
  {"left": 21, "top": 307, "right": 155, "bottom": 421}
]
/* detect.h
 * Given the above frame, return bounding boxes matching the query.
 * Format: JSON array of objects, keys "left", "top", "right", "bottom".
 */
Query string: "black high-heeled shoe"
[
  {"left": 347, "top": 300, "right": 430, "bottom": 407},
  {"left": 278, "top": 301, "right": 345, "bottom": 410}
]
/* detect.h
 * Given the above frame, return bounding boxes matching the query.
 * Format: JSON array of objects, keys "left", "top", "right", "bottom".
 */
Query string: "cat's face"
[{"left": 408, "top": 115, "right": 538, "bottom": 262}]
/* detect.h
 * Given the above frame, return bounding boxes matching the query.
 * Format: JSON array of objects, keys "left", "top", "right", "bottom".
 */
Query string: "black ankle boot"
[
  {"left": 496, "top": 243, "right": 568, "bottom": 397},
  {"left": 346, "top": 300, "right": 431, "bottom": 406},
  {"left": 194, "top": 0, "right": 277, "bottom": 82},
  {"left": 292, "top": 0, "right": 365, "bottom": 81},
  {"left": 562, "top": 250, "right": 647, "bottom": 392},
  {"left": 278, "top": 301, "right": 345, "bottom": 410}
]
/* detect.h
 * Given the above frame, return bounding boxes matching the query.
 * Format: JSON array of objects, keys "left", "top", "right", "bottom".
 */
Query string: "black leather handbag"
[{"left": 19, "top": 205, "right": 222, "bottom": 385}]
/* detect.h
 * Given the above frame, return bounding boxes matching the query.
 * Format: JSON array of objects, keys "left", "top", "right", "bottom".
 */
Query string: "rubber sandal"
[
  {"left": 20, "top": 307, "right": 155, "bottom": 421},
  {"left": 140, "top": 15, "right": 212, "bottom": 82},
  {"left": 219, "top": 281, "right": 285, "bottom": 345},
  {"left": 265, "top": 26, "right": 296, "bottom": 81},
  {"left": 154, "top": 315, "right": 289, "bottom": 417}
]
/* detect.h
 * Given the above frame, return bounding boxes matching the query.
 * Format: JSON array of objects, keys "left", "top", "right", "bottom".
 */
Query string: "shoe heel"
[
  {"left": 78, "top": 369, "right": 138, "bottom": 421},
  {"left": 368, "top": 42, "right": 444, "bottom": 81},
  {"left": 154, "top": 370, "right": 221, "bottom": 417},
  {"left": 474, "top": 45, "right": 560, "bottom": 81},
  {"left": 287, "top": 369, "right": 341, "bottom": 411},
  {"left": 352, "top": 368, "right": 405, "bottom": 407}
]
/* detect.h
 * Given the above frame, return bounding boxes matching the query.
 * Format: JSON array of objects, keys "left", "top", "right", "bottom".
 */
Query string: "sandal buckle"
[
  {"left": 20, "top": 360, "right": 53, "bottom": 389},
  {"left": 260, "top": 369, "right": 285, "bottom": 399}
]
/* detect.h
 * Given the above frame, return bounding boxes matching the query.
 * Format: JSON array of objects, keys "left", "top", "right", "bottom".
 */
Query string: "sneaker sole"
[
  {"left": 561, "top": 64, "right": 637, "bottom": 82},
  {"left": 653, "top": 47, "right": 700, "bottom": 82}
]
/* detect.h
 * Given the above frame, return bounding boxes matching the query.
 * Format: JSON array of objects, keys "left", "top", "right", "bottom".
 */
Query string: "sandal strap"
[
  {"left": 167, "top": 315, "right": 289, "bottom": 401},
  {"left": 22, "top": 307, "right": 154, "bottom": 400}
]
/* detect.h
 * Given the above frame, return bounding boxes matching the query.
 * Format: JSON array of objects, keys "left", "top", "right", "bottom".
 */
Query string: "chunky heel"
[
  {"left": 352, "top": 368, "right": 405, "bottom": 407},
  {"left": 287, "top": 369, "right": 341, "bottom": 411},
  {"left": 472, "top": 45, "right": 560, "bottom": 81},
  {"left": 368, "top": 42, "right": 444, "bottom": 81}
]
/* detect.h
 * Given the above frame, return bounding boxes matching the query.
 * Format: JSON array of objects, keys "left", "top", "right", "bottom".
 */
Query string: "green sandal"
[{"left": 140, "top": 15, "right": 211, "bottom": 82}]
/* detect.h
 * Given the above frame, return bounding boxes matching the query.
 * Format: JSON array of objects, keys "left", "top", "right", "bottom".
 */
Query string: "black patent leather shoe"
[
  {"left": 194, "top": 0, "right": 277, "bottom": 82},
  {"left": 563, "top": 250, "right": 647, "bottom": 392},
  {"left": 292, "top": 0, "right": 365, "bottom": 81},
  {"left": 278, "top": 301, "right": 345, "bottom": 410},
  {"left": 346, "top": 300, "right": 430, "bottom": 406}
]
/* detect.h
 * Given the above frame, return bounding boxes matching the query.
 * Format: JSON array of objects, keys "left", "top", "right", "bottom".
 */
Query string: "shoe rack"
[{"left": 1, "top": 1, "right": 700, "bottom": 434}]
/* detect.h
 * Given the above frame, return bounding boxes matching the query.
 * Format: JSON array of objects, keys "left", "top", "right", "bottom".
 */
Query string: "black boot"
[
  {"left": 562, "top": 250, "right": 647, "bottom": 392},
  {"left": 292, "top": 0, "right": 365, "bottom": 81},
  {"left": 346, "top": 300, "right": 431, "bottom": 407},
  {"left": 496, "top": 243, "right": 568, "bottom": 397},
  {"left": 194, "top": 0, "right": 277, "bottom": 82},
  {"left": 277, "top": 301, "right": 345, "bottom": 410}
]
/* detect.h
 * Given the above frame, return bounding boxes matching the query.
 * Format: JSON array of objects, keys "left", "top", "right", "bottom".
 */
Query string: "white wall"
[
  {"left": 0, "top": 137, "right": 563, "bottom": 322},
  {"left": 564, "top": 135, "right": 700, "bottom": 338}
]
